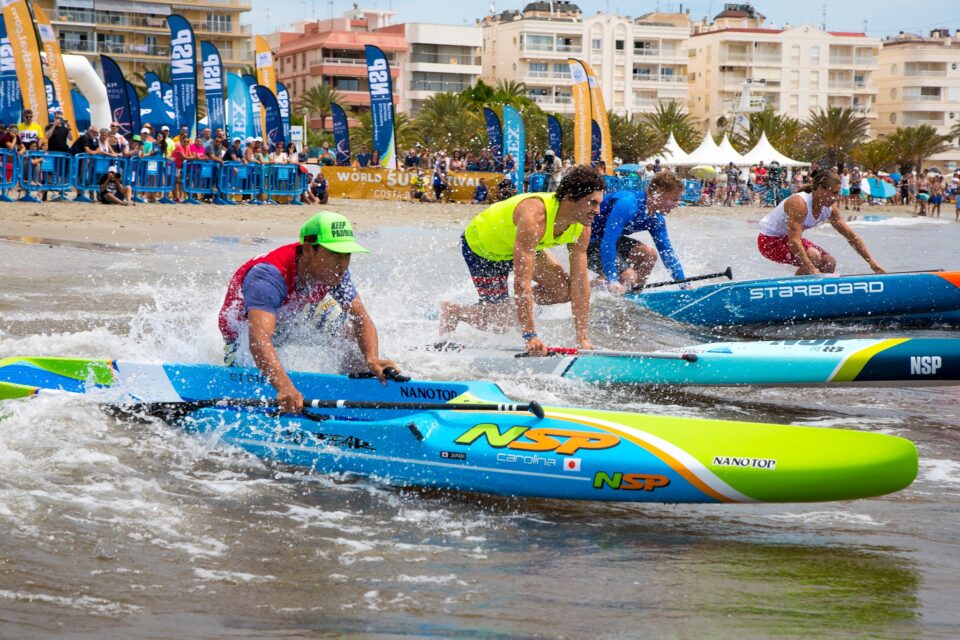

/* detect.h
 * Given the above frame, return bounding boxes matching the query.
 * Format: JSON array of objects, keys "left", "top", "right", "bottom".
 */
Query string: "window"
[
  {"left": 206, "top": 13, "right": 231, "bottom": 33},
  {"left": 592, "top": 38, "right": 602, "bottom": 50},
  {"left": 552, "top": 62, "right": 568, "bottom": 77},
  {"left": 615, "top": 40, "right": 624, "bottom": 51},
  {"left": 789, "top": 94, "right": 799, "bottom": 112},
  {"left": 890, "top": 113, "right": 897, "bottom": 124},
  {"left": 528, "top": 61, "right": 548, "bottom": 77},
  {"left": 333, "top": 77, "right": 360, "bottom": 92},
  {"left": 809, "top": 70, "right": 818, "bottom": 87},
  {"left": 790, "top": 45, "right": 800, "bottom": 64},
  {"left": 810, "top": 46, "right": 820, "bottom": 64},
  {"left": 526, "top": 34, "right": 553, "bottom": 51},
  {"left": 891, "top": 88, "right": 897, "bottom": 100}
]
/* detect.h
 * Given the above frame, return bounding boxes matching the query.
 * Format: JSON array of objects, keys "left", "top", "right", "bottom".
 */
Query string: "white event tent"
[
  {"left": 740, "top": 132, "right": 808, "bottom": 167},
  {"left": 682, "top": 132, "right": 730, "bottom": 166},
  {"left": 717, "top": 134, "right": 746, "bottom": 165},
  {"left": 644, "top": 132, "right": 691, "bottom": 166}
]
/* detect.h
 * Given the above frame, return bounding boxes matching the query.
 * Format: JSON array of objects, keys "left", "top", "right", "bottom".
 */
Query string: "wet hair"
[
  {"left": 800, "top": 169, "right": 841, "bottom": 193},
  {"left": 649, "top": 171, "right": 683, "bottom": 193},
  {"left": 555, "top": 164, "right": 606, "bottom": 201}
]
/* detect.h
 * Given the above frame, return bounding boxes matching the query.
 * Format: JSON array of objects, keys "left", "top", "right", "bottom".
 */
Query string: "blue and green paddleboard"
[{"left": 0, "top": 357, "right": 918, "bottom": 504}]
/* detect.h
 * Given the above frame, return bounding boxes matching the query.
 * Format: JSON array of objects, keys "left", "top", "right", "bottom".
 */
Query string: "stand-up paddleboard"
[
  {"left": 432, "top": 338, "right": 960, "bottom": 387},
  {"left": 862, "top": 177, "right": 896, "bottom": 199},
  {"left": 0, "top": 357, "right": 918, "bottom": 504},
  {"left": 626, "top": 271, "right": 960, "bottom": 327}
]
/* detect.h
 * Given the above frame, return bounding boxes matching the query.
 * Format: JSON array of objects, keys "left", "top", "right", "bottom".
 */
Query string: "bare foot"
[{"left": 439, "top": 301, "right": 458, "bottom": 334}]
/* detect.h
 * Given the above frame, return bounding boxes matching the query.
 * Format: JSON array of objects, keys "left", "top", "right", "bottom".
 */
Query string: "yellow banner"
[
  {"left": 2, "top": 0, "right": 47, "bottom": 129},
  {"left": 568, "top": 59, "right": 591, "bottom": 167},
  {"left": 254, "top": 35, "right": 276, "bottom": 139},
  {"left": 320, "top": 166, "right": 503, "bottom": 203},
  {"left": 582, "top": 60, "right": 613, "bottom": 175},
  {"left": 33, "top": 4, "right": 76, "bottom": 133}
]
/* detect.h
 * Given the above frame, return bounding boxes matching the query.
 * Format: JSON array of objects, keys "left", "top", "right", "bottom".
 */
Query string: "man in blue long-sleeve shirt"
[{"left": 587, "top": 171, "right": 686, "bottom": 294}]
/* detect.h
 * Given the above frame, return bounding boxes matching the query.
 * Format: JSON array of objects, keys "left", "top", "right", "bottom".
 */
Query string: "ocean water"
[{"left": 1, "top": 211, "right": 958, "bottom": 638}]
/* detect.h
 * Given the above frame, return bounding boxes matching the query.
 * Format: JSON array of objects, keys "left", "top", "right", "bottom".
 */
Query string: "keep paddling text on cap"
[{"left": 299, "top": 211, "right": 369, "bottom": 254}]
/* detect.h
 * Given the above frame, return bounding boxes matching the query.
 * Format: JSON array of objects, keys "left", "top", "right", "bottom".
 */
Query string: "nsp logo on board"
[
  {"left": 910, "top": 356, "right": 942, "bottom": 375},
  {"left": 711, "top": 456, "right": 777, "bottom": 470},
  {"left": 593, "top": 472, "right": 670, "bottom": 491},
  {"left": 748, "top": 281, "right": 883, "bottom": 300},
  {"left": 455, "top": 423, "right": 619, "bottom": 455}
]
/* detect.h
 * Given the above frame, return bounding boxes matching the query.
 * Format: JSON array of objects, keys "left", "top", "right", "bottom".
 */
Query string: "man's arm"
[
  {"left": 247, "top": 309, "right": 302, "bottom": 413},
  {"left": 830, "top": 208, "right": 885, "bottom": 273},
  {"left": 784, "top": 197, "right": 819, "bottom": 274},
  {"left": 512, "top": 197, "right": 547, "bottom": 352},
  {"left": 599, "top": 195, "right": 635, "bottom": 284},
  {"left": 569, "top": 225, "right": 593, "bottom": 349},
  {"left": 348, "top": 296, "right": 397, "bottom": 383}
]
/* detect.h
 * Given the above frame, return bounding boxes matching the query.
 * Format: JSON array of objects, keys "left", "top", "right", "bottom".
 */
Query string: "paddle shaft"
[
  {"left": 513, "top": 347, "right": 698, "bottom": 362},
  {"left": 131, "top": 398, "right": 546, "bottom": 419},
  {"left": 630, "top": 267, "right": 733, "bottom": 292}
]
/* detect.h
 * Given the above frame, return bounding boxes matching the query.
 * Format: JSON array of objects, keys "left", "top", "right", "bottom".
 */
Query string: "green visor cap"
[{"left": 299, "top": 211, "right": 369, "bottom": 254}]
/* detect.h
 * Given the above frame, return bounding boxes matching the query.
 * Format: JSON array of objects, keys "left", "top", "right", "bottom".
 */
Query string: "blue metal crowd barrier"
[
  {"left": 219, "top": 161, "right": 262, "bottom": 205},
  {"left": 129, "top": 156, "right": 176, "bottom": 203},
  {"left": 73, "top": 154, "right": 127, "bottom": 203},
  {"left": 262, "top": 163, "right": 302, "bottom": 205},
  {"left": 20, "top": 151, "right": 73, "bottom": 202},
  {"left": 528, "top": 172, "right": 546, "bottom": 192},
  {"left": 680, "top": 179, "right": 703, "bottom": 204},
  {"left": 0, "top": 148, "right": 17, "bottom": 202},
  {"left": 181, "top": 159, "right": 221, "bottom": 205},
  {"left": 603, "top": 175, "right": 622, "bottom": 193}
]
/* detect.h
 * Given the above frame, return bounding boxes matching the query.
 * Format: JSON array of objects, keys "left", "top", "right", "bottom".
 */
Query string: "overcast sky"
[{"left": 249, "top": 0, "right": 960, "bottom": 39}]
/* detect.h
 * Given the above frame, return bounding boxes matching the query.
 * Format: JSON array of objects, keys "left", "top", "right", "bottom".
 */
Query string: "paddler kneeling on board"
[
  {"left": 218, "top": 212, "right": 399, "bottom": 413},
  {"left": 439, "top": 165, "right": 606, "bottom": 356},
  {"left": 758, "top": 170, "right": 886, "bottom": 275},
  {"left": 589, "top": 171, "right": 687, "bottom": 294}
]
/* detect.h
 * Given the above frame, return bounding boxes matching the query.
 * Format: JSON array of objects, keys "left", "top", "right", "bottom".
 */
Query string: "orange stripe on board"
[
  {"left": 936, "top": 272, "right": 960, "bottom": 288},
  {"left": 545, "top": 413, "right": 737, "bottom": 503}
]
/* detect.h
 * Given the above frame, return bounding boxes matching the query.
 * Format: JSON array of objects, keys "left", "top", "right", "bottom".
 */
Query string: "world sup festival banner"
[{"left": 320, "top": 167, "right": 503, "bottom": 203}]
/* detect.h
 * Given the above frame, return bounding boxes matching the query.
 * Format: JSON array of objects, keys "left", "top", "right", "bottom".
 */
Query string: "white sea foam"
[
  {"left": 920, "top": 458, "right": 960, "bottom": 485},
  {"left": 761, "top": 510, "right": 882, "bottom": 527},
  {"left": 193, "top": 568, "right": 276, "bottom": 583}
]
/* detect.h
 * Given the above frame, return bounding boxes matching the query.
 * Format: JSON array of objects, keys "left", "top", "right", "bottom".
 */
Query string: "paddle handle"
[{"left": 629, "top": 266, "right": 733, "bottom": 292}]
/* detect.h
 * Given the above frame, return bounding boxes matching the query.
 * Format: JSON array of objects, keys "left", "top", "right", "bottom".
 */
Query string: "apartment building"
[
  {"left": 480, "top": 2, "right": 689, "bottom": 117},
  {"left": 686, "top": 3, "right": 880, "bottom": 132},
  {"left": 41, "top": 0, "right": 253, "bottom": 76},
  {"left": 396, "top": 23, "right": 483, "bottom": 115},
  {"left": 271, "top": 8, "right": 406, "bottom": 127}
]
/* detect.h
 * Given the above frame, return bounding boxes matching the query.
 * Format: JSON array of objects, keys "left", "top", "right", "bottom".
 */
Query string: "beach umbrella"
[{"left": 689, "top": 165, "right": 717, "bottom": 180}]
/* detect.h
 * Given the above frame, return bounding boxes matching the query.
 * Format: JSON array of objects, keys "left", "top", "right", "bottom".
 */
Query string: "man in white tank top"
[{"left": 757, "top": 170, "right": 885, "bottom": 275}]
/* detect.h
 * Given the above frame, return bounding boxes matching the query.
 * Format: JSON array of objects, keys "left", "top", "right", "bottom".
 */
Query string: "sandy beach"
[{"left": 0, "top": 197, "right": 930, "bottom": 244}]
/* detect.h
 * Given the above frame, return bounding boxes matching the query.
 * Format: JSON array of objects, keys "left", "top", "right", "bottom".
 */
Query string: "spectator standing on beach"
[
  {"left": 109, "top": 122, "right": 128, "bottom": 153},
  {"left": 18, "top": 110, "right": 43, "bottom": 148},
  {"left": 472, "top": 177, "right": 488, "bottom": 204},
  {"left": 724, "top": 162, "right": 740, "bottom": 206},
  {"left": 849, "top": 166, "right": 863, "bottom": 212},
  {"left": 223, "top": 137, "right": 243, "bottom": 163},
  {"left": 44, "top": 111, "right": 72, "bottom": 153},
  {"left": 543, "top": 149, "right": 562, "bottom": 191},
  {"left": 433, "top": 166, "right": 450, "bottom": 202}
]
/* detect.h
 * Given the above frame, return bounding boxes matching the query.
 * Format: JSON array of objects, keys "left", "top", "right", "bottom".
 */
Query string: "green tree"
[
  {"left": 729, "top": 109, "right": 806, "bottom": 159},
  {"left": 850, "top": 139, "right": 898, "bottom": 173},
  {"left": 296, "top": 84, "right": 344, "bottom": 132},
  {"left": 639, "top": 101, "right": 700, "bottom": 152},
  {"left": 607, "top": 112, "right": 665, "bottom": 164},
  {"left": 802, "top": 107, "right": 869, "bottom": 166},
  {"left": 886, "top": 125, "right": 952, "bottom": 173},
  {"left": 350, "top": 111, "right": 421, "bottom": 155},
  {"left": 414, "top": 92, "right": 484, "bottom": 153},
  {"left": 130, "top": 65, "right": 171, "bottom": 99}
]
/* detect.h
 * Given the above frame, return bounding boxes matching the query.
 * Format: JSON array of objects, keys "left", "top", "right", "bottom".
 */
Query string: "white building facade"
[
  {"left": 685, "top": 4, "right": 879, "bottom": 132},
  {"left": 398, "top": 23, "right": 483, "bottom": 114},
  {"left": 480, "top": 2, "right": 689, "bottom": 117}
]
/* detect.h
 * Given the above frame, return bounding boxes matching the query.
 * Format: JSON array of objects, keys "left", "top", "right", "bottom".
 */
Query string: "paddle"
[
  {"left": 629, "top": 266, "right": 733, "bottom": 293},
  {"left": 514, "top": 347, "right": 698, "bottom": 363},
  {"left": 127, "top": 397, "right": 546, "bottom": 420}
]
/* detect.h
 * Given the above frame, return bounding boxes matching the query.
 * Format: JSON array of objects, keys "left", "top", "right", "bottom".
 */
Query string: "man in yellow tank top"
[{"left": 440, "top": 165, "right": 606, "bottom": 355}]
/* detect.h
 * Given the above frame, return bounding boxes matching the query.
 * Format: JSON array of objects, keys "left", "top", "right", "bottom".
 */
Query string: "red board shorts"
[{"left": 757, "top": 234, "right": 831, "bottom": 267}]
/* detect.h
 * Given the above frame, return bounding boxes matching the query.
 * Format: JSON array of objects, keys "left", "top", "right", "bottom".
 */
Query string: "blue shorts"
[
  {"left": 461, "top": 234, "right": 513, "bottom": 304},
  {"left": 932, "top": 195, "right": 943, "bottom": 205}
]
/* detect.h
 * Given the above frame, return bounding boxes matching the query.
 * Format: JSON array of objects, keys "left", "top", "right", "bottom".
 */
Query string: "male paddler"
[
  {"left": 757, "top": 170, "right": 886, "bottom": 275},
  {"left": 589, "top": 171, "right": 686, "bottom": 294},
  {"left": 219, "top": 212, "right": 398, "bottom": 413},
  {"left": 439, "top": 165, "right": 606, "bottom": 355}
]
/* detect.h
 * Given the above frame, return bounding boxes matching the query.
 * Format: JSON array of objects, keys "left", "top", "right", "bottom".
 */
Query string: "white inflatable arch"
[{"left": 62, "top": 54, "right": 111, "bottom": 129}]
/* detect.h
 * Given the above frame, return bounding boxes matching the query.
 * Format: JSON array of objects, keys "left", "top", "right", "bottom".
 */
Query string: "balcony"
[
  {"left": 409, "top": 80, "right": 473, "bottom": 93},
  {"left": 633, "top": 96, "right": 685, "bottom": 107},
  {"left": 905, "top": 69, "right": 947, "bottom": 77},
  {"left": 410, "top": 52, "right": 480, "bottom": 66},
  {"left": 529, "top": 95, "right": 574, "bottom": 109},
  {"left": 632, "top": 74, "right": 687, "bottom": 84},
  {"left": 829, "top": 55, "right": 853, "bottom": 65},
  {"left": 633, "top": 47, "right": 659, "bottom": 57},
  {"left": 903, "top": 93, "right": 943, "bottom": 102},
  {"left": 524, "top": 71, "right": 571, "bottom": 84},
  {"left": 522, "top": 43, "right": 582, "bottom": 56}
]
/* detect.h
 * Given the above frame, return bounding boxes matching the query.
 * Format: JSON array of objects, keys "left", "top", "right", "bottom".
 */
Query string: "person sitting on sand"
[
  {"left": 439, "top": 165, "right": 605, "bottom": 356},
  {"left": 757, "top": 170, "right": 885, "bottom": 275},
  {"left": 589, "top": 171, "right": 687, "bottom": 294},
  {"left": 218, "top": 212, "right": 399, "bottom": 414},
  {"left": 98, "top": 165, "right": 132, "bottom": 206}
]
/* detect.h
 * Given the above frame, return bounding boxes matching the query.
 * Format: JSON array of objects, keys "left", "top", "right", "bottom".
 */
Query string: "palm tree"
[
  {"left": 130, "top": 65, "right": 171, "bottom": 99},
  {"left": 730, "top": 109, "right": 805, "bottom": 159},
  {"left": 608, "top": 112, "right": 664, "bottom": 164},
  {"left": 850, "top": 139, "right": 898, "bottom": 173},
  {"left": 350, "top": 111, "right": 421, "bottom": 156},
  {"left": 414, "top": 92, "right": 484, "bottom": 152},
  {"left": 887, "top": 125, "right": 952, "bottom": 173},
  {"left": 802, "top": 107, "right": 870, "bottom": 167},
  {"left": 639, "top": 101, "right": 700, "bottom": 152},
  {"left": 297, "top": 84, "right": 344, "bottom": 132}
]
